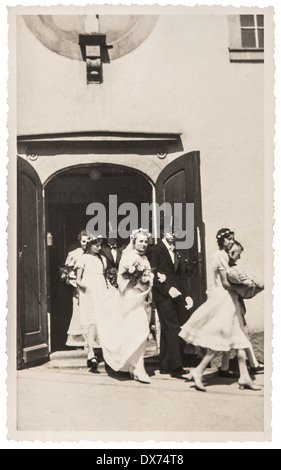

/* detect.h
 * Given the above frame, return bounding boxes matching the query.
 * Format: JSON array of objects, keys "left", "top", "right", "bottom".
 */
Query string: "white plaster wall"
[{"left": 17, "top": 14, "right": 265, "bottom": 330}]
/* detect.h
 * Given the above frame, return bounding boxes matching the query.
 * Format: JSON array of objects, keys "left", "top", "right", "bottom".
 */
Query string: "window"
[
  {"left": 228, "top": 14, "right": 264, "bottom": 63},
  {"left": 240, "top": 15, "right": 264, "bottom": 49}
]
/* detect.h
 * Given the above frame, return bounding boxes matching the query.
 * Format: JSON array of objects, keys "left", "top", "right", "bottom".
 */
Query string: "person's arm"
[
  {"left": 149, "top": 246, "right": 174, "bottom": 296},
  {"left": 177, "top": 261, "right": 193, "bottom": 308},
  {"left": 65, "top": 253, "right": 74, "bottom": 267},
  {"left": 76, "top": 267, "right": 87, "bottom": 291},
  {"left": 117, "top": 253, "right": 132, "bottom": 294},
  {"left": 219, "top": 269, "right": 233, "bottom": 291}
]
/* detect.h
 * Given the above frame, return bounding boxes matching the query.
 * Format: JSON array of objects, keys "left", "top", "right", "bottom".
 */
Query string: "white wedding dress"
[
  {"left": 179, "top": 250, "right": 251, "bottom": 351},
  {"left": 97, "top": 250, "right": 153, "bottom": 374}
]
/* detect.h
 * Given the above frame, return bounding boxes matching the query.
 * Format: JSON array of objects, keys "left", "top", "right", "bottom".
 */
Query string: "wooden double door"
[{"left": 17, "top": 152, "right": 207, "bottom": 368}]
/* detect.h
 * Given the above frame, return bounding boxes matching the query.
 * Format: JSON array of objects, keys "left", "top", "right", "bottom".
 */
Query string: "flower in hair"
[
  {"left": 130, "top": 228, "right": 151, "bottom": 240},
  {"left": 216, "top": 230, "right": 231, "bottom": 240}
]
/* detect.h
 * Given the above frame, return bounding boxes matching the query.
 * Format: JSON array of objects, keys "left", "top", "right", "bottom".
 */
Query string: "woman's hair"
[
  {"left": 130, "top": 228, "right": 150, "bottom": 241},
  {"left": 78, "top": 229, "right": 88, "bottom": 242},
  {"left": 216, "top": 228, "right": 234, "bottom": 250},
  {"left": 85, "top": 240, "right": 92, "bottom": 254},
  {"left": 85, "top": 236, "right": 102, "bottom": 253}
]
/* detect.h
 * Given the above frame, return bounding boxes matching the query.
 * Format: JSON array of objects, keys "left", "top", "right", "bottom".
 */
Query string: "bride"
[{"left": 97, "top": 228, "right": 154, "bottom": 384}]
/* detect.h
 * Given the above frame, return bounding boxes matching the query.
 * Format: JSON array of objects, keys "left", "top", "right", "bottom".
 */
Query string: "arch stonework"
[
  {"left": 42, "top": 160, "right": 158, "bottom": 189},
  {"left": 23, "top": 15, "right": 159, "bottom": 61}
]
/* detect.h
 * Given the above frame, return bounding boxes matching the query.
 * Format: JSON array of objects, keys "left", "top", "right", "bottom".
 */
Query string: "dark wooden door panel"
[
  {"left": 17, "top": 157, "right": 49, "bottom": 368},
  {"left": 156, "top": 152, "right": 207, "bottom": 311}
]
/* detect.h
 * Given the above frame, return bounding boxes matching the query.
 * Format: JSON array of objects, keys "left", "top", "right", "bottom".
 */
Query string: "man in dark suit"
[
  {"left": 101, "top": 237, "right": 124, "bottom": 275},
  {"left": 148, "top": 233, "right": 193, "bottom": 377}
]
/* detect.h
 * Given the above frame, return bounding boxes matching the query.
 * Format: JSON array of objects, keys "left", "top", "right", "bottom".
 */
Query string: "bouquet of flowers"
[
  {"left": 121, "top": 261, "right": 153, "bottom": 287},
  {"left": 105, "top": 268, "right": 118, "bottom": 289},
  {"left": 60, "top": 265, "right": 78, "bottom": 288}
]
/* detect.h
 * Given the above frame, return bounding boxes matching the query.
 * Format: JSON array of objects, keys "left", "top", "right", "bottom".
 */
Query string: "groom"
[
  {"left": 101, "top": 238, "right": 124, "bottom": 272},
  {"left": 148, "top": 232, "right": 193, "bottom": 377}
]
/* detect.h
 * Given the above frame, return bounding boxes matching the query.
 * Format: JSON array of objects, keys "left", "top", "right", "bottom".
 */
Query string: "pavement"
[{"left": 13, "top": 341, "right": 266, "bottom": 439}]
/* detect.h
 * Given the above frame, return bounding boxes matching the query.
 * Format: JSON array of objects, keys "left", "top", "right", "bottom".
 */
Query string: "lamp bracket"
[{"left": 79, "top": 34, "right": 113, "bottom": 84}]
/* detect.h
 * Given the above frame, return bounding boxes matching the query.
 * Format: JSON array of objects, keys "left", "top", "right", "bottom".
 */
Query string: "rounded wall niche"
[{"left": 23, "top": 14, "right": 159, "bottom": 61}]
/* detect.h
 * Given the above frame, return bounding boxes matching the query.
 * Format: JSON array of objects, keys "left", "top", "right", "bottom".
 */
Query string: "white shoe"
[
  {"left": 190, "top": 370, "right": 206, "bottom": 392},
  {"left": 130, "top": 366, "right": 151, "bottom": 384},
  {"left": 131, "top": 372, "right": 151, "bottom": 384}
]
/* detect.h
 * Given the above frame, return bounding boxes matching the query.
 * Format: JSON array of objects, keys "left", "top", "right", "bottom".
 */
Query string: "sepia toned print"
[{"left": 7, "top": 3, "right": 275, "bottom": 443}]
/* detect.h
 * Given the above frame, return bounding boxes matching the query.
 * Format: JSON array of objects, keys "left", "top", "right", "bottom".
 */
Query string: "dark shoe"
[
  {"left": 87, "top": 357, "right": 98, "bottom": 372},
  {"left": 249, "top": 362, "right": 264, "bottom": 375},
  {"left": 174, "top": 367, "right": 190, "bottom": 375},
  {"left": 95, "top": 348, "right": 104, "bottom": 364},
  {"left": 170, "top": 367, "right": 190, "bottom": 378},
  {"left": 218, "top": 368, "right": 240, "bottom": 379}
]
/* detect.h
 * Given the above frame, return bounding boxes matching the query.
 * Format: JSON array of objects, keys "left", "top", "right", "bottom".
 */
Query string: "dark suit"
[
  {"left": 148, "top": 240, "right": 192, "bottom": 373},
  {"left": 101, "top": 245, "right": 124, "bottom": 271}
]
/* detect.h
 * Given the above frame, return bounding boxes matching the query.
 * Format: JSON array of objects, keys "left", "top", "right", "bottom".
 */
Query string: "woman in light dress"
[
  {"left": 179, "top": 228, "right": 261, "bottom": 392},
  {"left": 64, "top": 230, "right": 88, "bottom": 347},
  {"left": 76, "top": 236, "right": 108, "bottom": 372},
  {"left": 97, "top": 229, "right": 154, "bottom": 384}
]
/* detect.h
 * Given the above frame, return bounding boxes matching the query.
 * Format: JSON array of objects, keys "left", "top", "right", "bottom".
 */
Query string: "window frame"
[{"left": 228, "top": 14, "right": 264, "bottom": 63}]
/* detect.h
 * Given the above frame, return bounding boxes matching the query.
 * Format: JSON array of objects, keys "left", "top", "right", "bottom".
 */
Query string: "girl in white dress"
[
  {"left": 64, "top": 230, "right": 88, "bottom": 347},
  {"left": 179, "top": 228, "right": 261, "bottom": 392},
  {"left": 76, "top": 236, "right": 109, "bottom": 372},
  {"left": 97, "top": 229, "right": 154, "bottom": 384}
]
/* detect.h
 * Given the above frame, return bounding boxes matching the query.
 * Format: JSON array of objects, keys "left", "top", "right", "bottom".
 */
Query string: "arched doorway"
[
  {"left": 44, "top": 164, "right": 153, "bottom": 351},
  {"left": 17, "top": 151, "right": 207, "bottom": 367}
]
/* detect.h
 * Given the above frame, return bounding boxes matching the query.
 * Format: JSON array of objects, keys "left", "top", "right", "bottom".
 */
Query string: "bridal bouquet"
[{"left": 121, "top": 261, "right": 153, "bottom": 287}]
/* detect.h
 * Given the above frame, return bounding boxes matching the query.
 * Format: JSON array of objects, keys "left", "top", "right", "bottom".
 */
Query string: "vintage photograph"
[{"left": 6, "top": 3, "right": 275, "bottom": 443}]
